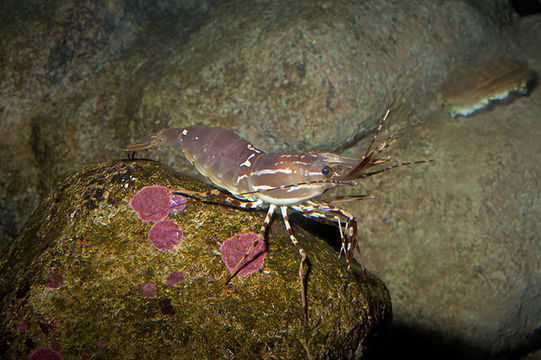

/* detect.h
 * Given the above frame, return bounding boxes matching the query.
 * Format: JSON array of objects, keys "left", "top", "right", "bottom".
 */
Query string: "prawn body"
[
  {"left": 125, "top": 110, "right": 429, "bottom": 319},
  {"left": 127, "top": 126, "right": 359, "bottom": 204}
]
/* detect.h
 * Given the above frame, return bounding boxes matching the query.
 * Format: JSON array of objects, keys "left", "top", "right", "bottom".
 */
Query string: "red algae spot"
[
  {"left": 16, "top": 322, "right": 26, "bottom": 333},
  {"left": 38, "top": 317, "right": 59, "bottom": 335},
  {"left": 112, "top": 162, "right": 125, "bottom": 171},
  {"left": 29, "top": 347, "right": 62, "bottom": 360},
  {"left": 169, "top": 194, "right": 187, "bottom": 214},
  {"left": 148, "top": 220, "right": 183, "bottom": 250},
  {"left": 220, "top": 232, "right": 267, "bottom": 277},
  {"left": 165, "top": 271, "right": 185, "bottom": 286},
  {"left": 46, "top": 272, "right": 64, "bottom": 289},
  {"left": 141, "top": 281, "right": 157, "bottom": 297},
  {"left": 130, "top": 185, "right": 172, "bottom": 222}
]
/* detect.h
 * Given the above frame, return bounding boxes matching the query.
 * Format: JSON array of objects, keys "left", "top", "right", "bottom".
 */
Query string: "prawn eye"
[{"left": 321, "top": 166, "right": 332, "bottom": 176}]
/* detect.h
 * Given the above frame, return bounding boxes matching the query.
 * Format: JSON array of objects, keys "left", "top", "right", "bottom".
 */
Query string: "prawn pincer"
[{"left": 125, "top": 107, "right": 430, "bottom": 319}]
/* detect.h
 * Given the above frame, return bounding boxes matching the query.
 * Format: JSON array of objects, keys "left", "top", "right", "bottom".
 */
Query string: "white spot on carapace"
[
  {"left": 239, "top": 154, "right": 256, "bottom": 168},
  {"left": 182, "top": 129, "right": 188, "bottom": 136},
  {"left": 247, "top": 144, "right": 262, "bottom": 153}
]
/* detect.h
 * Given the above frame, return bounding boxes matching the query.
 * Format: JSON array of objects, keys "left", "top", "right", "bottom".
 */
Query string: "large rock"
[
  {"left": 136, "top": 0, "right": 504, "bottom": 152},
  {"left": 0, "top": 160, "right": 391, "bottom": 359}
]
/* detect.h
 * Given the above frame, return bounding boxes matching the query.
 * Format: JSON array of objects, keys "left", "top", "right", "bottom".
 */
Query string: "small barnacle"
[
  {"left": 438, "top": 58, "right": 533, "bottom": 117},
  {"left": 16, "top": 322, "right": 26, "bottom": 333},
  {"left": 38, "top": 316, "right": 59, "bottom": 335}
]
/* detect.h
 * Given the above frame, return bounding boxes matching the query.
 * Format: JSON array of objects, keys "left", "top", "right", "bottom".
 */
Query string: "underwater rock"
[{"left": 0, "top": 160, "right": 391, "bottom": 359}]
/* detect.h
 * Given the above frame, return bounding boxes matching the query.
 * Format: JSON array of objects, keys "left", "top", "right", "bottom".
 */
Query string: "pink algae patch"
[
  {"left": 169, "top": 194, "right": 187, "bottom": 214},
  {"left": 130, "top": 185, "right": 172, "bottom": 222},
  {"left": 46, "top": 272, "right": 64, "bottom": 289},
  {"left": 220, "top": 232, "right": 267, "bottom": 277},
  {"left": 141, "top": 282, "right": 157, "bottom": 297},
  {"left": 38, "top": 316, "right": 59, "bottom": 335},
  {"left": 148, "top": 220, "right": 183, "bottom": 250},
  {"left": 165, "top": 271, "right": 185, "bottom": 286},
  {"left": 29, "top": 347, "right": 62, "bottom": 360},
  {"left": 16, "top": 322, "right": 26, "bottom": 333}
]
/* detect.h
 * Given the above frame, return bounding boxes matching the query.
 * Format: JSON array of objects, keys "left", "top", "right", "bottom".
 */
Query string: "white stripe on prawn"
[{"left": 124, "top": 108, "right": 432, "bottom": 319}]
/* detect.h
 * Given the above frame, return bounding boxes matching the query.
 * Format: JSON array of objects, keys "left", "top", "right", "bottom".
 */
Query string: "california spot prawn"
[{"left": 125, "top": 106, "right": 431, "bottom": 319}]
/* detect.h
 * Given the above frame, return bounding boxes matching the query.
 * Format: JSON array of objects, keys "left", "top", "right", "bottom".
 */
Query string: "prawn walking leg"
[
  {"left": 293, "top": 201, "right": 363, "bottom": 268},
  {"left": 280, "top": 206, "right": 309, "bottom": 320}
]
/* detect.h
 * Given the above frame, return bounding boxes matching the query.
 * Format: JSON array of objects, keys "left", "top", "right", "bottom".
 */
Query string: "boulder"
[{"left": 0, "top": 160, "right": 391, "bottom": 359}]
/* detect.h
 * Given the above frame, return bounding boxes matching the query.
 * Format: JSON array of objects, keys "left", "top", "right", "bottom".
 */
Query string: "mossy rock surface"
[{"left": 0, "top": 160, "right": 391, "bottom": 359}]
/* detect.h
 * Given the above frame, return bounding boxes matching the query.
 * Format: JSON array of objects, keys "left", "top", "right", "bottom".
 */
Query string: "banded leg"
[
  {"left": 292, "top": 208, "right": 348, "bottom": 255},
  {"left": 223, "top": 204, "right": 276, "bottom": 284},
  {"left": 308, "top": 201, "right": 361, "bottom": 266},
  {"left": 293, "top": 201, "right": 363, "bottom": 270},
  {"left": 280, "top": 206, "right": 309, "bottom": 320}
]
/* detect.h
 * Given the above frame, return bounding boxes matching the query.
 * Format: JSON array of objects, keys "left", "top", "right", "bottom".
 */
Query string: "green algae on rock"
[{"left": 0, "top": 160, "right": 391, "bottom": 359}]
